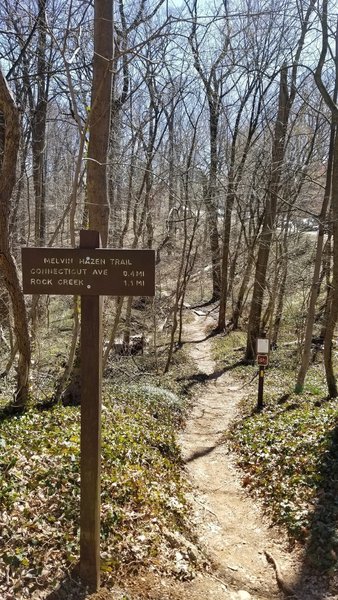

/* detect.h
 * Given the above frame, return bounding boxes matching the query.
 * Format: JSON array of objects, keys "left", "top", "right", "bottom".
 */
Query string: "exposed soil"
[{"left": 175, "top": 310, "right": 296, "bottom": 599}]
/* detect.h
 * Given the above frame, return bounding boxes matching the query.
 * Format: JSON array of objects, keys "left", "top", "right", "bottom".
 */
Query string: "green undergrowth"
[
  {"left": 213, "top": 329, "right": 338, "bottom": 573},
  {"left": 0, "top": 381, "right": 192, "bottom": 598},
  {"left": 231, "top": 399, "right": 338, "bottom": 573},
  {"left": 212, "top": 329, "right": 250, "bottom": 376}
]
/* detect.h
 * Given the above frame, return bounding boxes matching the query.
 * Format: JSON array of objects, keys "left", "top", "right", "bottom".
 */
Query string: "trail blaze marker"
[
  {"left": 257, "top": 353, "right": 269, "bottom": 367},
  {"left": 21, "top": 231, "right": 155, "bottom": 592}
]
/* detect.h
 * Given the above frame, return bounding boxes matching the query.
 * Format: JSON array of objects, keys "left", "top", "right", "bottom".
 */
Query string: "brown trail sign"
[
  {"left": 22, "top": 247, "right": 155, "bottom": 296},
  {"left": 21, "top": 230, "right": 155, "bottom": 592}
]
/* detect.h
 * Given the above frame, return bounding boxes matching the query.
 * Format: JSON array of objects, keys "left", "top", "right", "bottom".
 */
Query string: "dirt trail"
[{"left": 175, "top": 311, "right": 298, "bottom": 600}]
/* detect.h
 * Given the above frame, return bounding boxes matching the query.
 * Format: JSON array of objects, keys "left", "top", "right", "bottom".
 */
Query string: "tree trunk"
[
  {"left": 232, "top": 249, "right": 255, "bottom": 329},
  {"left": 87, "top": 0, "right": 113, "bottom": 247},
  {"left": 205, "top": 103, "right": 221, "bottom": 300},
  {"left": 188, "top": 10, "right": 225, "bottom": 302},
  {"left": 103, "top": 296, "right": 124, "bottom": 368},
  {"left": 165, "top": 130, "right": 199, "bottom": 371},
  {"left": 218, "top": 187, "right": 234, "bottom": 329},
  {"left": 319, "top": 235, "right": 332, "bottom": 340},
  {"left": 245, "top": 66, "right": 289, "bottom": 360},
  {"left": 218, "top": 81, "right": 259, "bottom": 330},
  {"left": 272, "top": 260, "right": 287, "bottom": 347},
  {"left": 228, "top": 225, "right": 243, "bottom": 314},
  {"left": 314, "top": 3, "right": 338, "bottom": 397},
  {"left": 0, "top": 69, "right": 30, "bottom": 407},
  {"left": 323, "top": 120, "right": 338, "bottom": 398},
  {"left": 295, "top": 125, "right": 334, "bottom": 392},
  {"left": 167, "top": 108, "right": 175, "bottom": 253},
  {"left": 32, "top": 0, "right": 48, "bottom": 246}
]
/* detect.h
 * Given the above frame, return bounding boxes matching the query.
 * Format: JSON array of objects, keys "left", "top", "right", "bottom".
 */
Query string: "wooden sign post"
[
  {"left": 79, "top": 230, "right": 102, "bottom": 589},
  {"left": 256, "top": 338, "right": 269, "bottom": 411},
  {"left": 22, "top": 231, "right": 155, "bottom": 592},
  {"left": 257, "top": 366, "right": 265, "bottom": 411}
]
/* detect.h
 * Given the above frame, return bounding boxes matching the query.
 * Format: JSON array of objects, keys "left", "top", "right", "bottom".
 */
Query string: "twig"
[{"left": 194, "top": 497, "right": 220, "bottom": 522}]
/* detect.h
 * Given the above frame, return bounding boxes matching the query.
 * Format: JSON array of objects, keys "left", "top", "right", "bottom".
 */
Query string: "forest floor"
[{"left": 46, "top": 310, "right": 335, "bottom": 600}]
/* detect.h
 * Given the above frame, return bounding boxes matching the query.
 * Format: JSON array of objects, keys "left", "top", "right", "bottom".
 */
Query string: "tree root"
[{"left": 264, "top": 551, "right": 298, "bottom": 598}]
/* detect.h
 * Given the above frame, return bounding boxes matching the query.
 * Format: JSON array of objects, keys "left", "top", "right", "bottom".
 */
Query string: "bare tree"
[
  {"left": 295, "top": 116, "right": 334, "bottom": 392},
  {"left": 313, "top": 0, "right": 338, "bottom": 397},
  {"left": 0, "top": 69, "right": 30, "bottom": 407},
  {"left": 218, "top": 73, "right": 267, "bottom": 330},
  {"left": 187, "top": 0, "right": 231, "bottom": 300},
  {"left": 245, "top": 1, "right": 316, "bottom": 361}
]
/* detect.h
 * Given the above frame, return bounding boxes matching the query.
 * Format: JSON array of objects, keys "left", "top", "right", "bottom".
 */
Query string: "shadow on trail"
[
  {"left": 190, "top": 299, "right": 220, "bottom": 310},
  {"left": 181, "top": 329, "right": 220, "bottom": 346},
  {"left": 184, "top": 442, "right": 226, "bottom": 464},
  {"left": 293, "top": 420, "right": 338, "bottom": 599},
  {"left": 177, "top": 360, "right": 246, "bottom": 394}
]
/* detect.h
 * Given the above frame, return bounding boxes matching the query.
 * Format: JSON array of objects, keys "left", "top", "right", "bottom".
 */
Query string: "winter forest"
[
  {"left": 1, "top": 0, "right": 338, "bottom": 598},
  {"left": 0, "top": 0, "right": 337, "bottom": 401}
]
